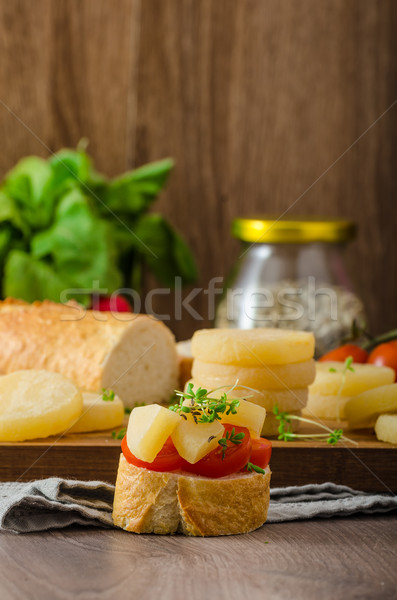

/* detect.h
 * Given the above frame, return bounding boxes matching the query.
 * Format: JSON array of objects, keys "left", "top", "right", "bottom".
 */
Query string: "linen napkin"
[{"left": 1, "top": 478, "right": 396, "bottom": 534}]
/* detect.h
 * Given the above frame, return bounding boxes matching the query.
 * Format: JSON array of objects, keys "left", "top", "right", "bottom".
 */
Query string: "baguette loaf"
[
  {"left": 112, "top": 454, "right": 271, "bottom": 536},
  {"left": 0, "top": 299, "right": 178, "bottom": 407}
]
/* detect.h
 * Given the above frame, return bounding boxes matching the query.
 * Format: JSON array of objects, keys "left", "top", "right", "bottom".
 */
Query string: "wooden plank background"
[{"left": 0, "top": 0, "right": 395, "bottom": 340}]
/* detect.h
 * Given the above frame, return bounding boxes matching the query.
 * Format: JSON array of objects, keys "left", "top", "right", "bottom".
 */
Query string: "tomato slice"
[
  {"left": 185, "top": 424, "right": 252, "bottom": 478},
  {"left": 121, "top": 436, "right": 184, "bottom": 472},
  {"left": 319, "top": 344, "right": 368, "bottom": 363},
  {"left": 247, "top": 437, "right": 272, "bottom": 470}
]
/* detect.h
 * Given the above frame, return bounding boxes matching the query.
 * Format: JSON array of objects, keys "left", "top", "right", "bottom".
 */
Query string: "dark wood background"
[{"left": 0, "top": 0, "right": 396, "bottom": 340}]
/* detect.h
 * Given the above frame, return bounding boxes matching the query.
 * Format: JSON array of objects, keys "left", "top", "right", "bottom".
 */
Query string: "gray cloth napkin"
[{"left": 1, "top": 478, "right": 396, "bottom": 534}]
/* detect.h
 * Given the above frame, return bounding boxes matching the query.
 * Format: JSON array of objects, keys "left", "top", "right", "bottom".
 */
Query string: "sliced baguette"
[
  {"left": 112, "top": 455, "right": 271, "bottom": 536},
  {"left": 0, "top": 299, "right": 178, "bottom": 408}
]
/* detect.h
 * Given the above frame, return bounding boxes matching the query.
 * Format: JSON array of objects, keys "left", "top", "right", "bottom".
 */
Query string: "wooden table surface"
[{"left": 1, "top": 515, "right": 396, "bottom": 600}]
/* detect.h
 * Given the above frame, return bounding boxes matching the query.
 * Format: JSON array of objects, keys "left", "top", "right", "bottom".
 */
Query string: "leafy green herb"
[
  {"left": 246, "top": 462, "right": 265, "bottom": 474},
  {"left": 169, "top": 382, "right": 241, "bottom": 424},
  {"left": 112, "top": 428, "right": 126, "bottom": 440},
  {"left": 124, "top": 407, "right": 132, "bottom": 415},
  {"left": 218, "top": 427, "right": 245, "bottom": 459},
  {"left": 273, "top": 405, "right": 356, "bottom": 445},
  {"left": 0, "top": 146, "right": 197, "bottom": 303},
  {"left": 102, "top": 388, "right": 115, "bottom": 402}
]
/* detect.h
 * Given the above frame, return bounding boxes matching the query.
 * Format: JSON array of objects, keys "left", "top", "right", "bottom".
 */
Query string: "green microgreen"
[
  {"left": 218, "top": 427, "right": 245, "bottom": 459},
  {"left": 246, "top": 462, "right": 265, "bottom": 474},
  {"left": 102, "top": 388, "right": 115, "bottom": 402},
  {"left": 329, "top": 355, "right": 355, "bottom": 374},
  {"left": 329, "top": 356, "right": 355, "bottom": 420},
  {"left": 124, "top": 407, "right": 132, "bottom": 415},
  {"left": 169, "top": 382, "right": 242, "bottom": 424},
  {"left": 111, "top": 428, "right": 126, "bottom": 440},
  {"left": 273, "top": 405, "right": 357, "bottom": 445}
]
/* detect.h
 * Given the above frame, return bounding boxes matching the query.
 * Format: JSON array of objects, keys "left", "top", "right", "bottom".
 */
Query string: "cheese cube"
[
  {"left": 126, "top": 404, "right": 181, "bottom": 463},
  {"left": 172, "top": 416, "right": 223, "bottom": 464},
  {"left": 220, "top": 398, "right": 266, "bottom": 435}
]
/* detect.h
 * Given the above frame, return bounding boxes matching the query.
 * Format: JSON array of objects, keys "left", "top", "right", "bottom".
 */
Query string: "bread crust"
[
  {"left": 112, "top": 454, "right": 271, "bottom": 536},
  {"left": 0, "top": 299, "right": 178, "bottom": 406}
]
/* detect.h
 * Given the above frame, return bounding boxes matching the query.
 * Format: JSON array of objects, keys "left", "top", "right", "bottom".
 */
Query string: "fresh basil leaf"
[
  {"left": 3, "top": 157, "right": 54, "bottom": 228},
  {"left": 172, "top": 229, "right": 198, "bottom": 282},
  {"left": 3, "top": 250, "right": 70, "bottom": 303},
  {"left": 132, "top": 213, "right": 197, "bottom": 286},
  {"left": 0, "top": 190, "right": 30, "bottom": 237},
  {"left": 0, "top": 226, "right": 13, "bottom": 264},
  {"left": 103, "top": 158, "right": 174, "bottom": 214},
  {"left": 49, "top": 149, "right": 92, "bottom": 186},
  {"left": 31, "top": 188, "right": 122, "bottom": 291}
]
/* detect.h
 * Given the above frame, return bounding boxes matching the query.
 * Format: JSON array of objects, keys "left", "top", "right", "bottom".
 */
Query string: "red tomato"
[
  {"left": 185, "top": 424, "right": 252, "bottom": 478},
  {"left": 247, "top": 437, "right": 272, "bottom": 470},
  {"left": 91, "top": 295, "right": 132, "bottom": 312},
  {"left": 319, "top": 343, "right": 368, "bottom": 363},
  {"left": 368, "top": 343, "right": 397, "bottom": 381},
  {"left": 121, "top": 436, "right": 184, "bottom": 472}
]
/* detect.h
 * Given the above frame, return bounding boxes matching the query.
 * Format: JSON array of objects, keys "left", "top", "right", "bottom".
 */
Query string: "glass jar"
[{"left": 215, "top": 217, "right": 367, "bottom": 358}]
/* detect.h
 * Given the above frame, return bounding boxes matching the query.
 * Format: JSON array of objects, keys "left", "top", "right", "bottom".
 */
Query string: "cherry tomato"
[
  {"left": 91, "top": 294, "right": 132, "bottom": 312},
  {"left": 319, "top": 343, "right": 368, "bottom": 363},
  {"left": 368, "top": 343, "right": 397, "bottom": 381},
  {"left": 121, "top": 436, "right": 184, "bottom": 472},
  {"left": 185, "top": 424, "right": 252, "bottom": 478},
  {"left": 247, "top": 437, "right": 272, "bottom": 470}
]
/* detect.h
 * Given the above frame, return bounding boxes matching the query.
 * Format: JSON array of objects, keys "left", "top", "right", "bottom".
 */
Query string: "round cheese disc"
[
  {"left": 191, "top": 328, "right": 315, "bottom": 366},
  {"left": 309, "top": 362, "right": 395, "bottom": 397},
  {"left": 187, "top": 379, "right": 308, "bottom": 413},
  {"left": 345, "top": 383, "right": 397, "bottom": 429},
  {"left": 0, "top": 369, "right": 83, "bottom": 441},
  {"left": 375, "top": 414, "right": 397, "bottom": 444},
  {"left": 192, "top": 358, "right": 315, "bottom": 390}
]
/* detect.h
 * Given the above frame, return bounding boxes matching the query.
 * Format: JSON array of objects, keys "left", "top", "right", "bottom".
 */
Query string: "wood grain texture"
[
  {"left": 0, "top": 0, "right": 138, "bottom": 176},
  {"left": 0, "top": 516, "right": 396, "bottom": 599},
  {"left": 1, "top": 425, "right": 396, "bottom": 493},
  {"left": 136, "top": 0, "right": 397, "bottom": 339},
  {"left": 0, "top": 0, "right": 396, "bottom": 339}
]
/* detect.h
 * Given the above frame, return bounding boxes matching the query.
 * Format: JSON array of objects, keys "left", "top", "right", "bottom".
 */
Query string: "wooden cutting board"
[{"left": 1, "top": 422, "right": 396, "bottom": 493}]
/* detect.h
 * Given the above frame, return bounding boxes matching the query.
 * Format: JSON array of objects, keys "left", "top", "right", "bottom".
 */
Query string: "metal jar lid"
[{"left": 232, "top": 217, "right": 356, "bottom": 244}]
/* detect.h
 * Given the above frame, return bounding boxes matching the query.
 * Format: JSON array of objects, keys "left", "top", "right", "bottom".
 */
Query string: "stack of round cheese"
[{"left": 187, "top": 328, "right": 316, "bottom": 437}]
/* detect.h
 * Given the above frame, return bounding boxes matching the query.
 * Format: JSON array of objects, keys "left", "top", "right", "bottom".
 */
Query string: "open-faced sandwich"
[{"left": 112, "top": 384, "right": 272, "bottom": 536}]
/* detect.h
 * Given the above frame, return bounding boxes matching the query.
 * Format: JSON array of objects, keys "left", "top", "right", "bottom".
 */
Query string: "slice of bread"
[
  {"left": 112, "top": 455, "right": 271, "bottom": 536},
  {"left": 0, "top": 299, "right": 178, "bottom": 408}
]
